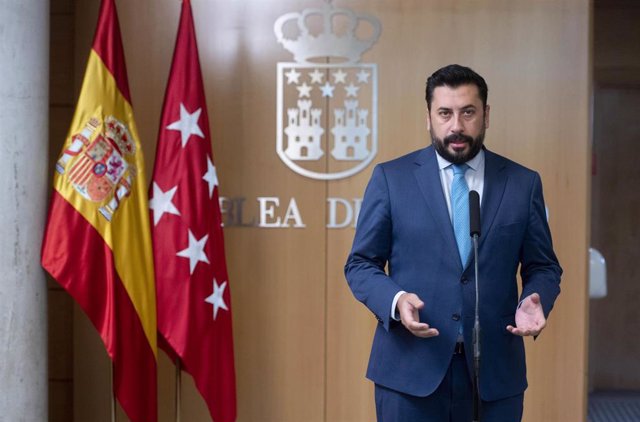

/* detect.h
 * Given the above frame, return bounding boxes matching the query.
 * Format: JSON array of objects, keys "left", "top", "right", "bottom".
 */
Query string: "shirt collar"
[{"left": 435, "top": 148, "right": 485, "bottom": 171}]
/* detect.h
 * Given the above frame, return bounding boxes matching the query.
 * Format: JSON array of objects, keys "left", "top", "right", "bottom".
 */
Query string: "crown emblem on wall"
[{"left": 274, "top": 3, "right": 382, "bottom": 64}]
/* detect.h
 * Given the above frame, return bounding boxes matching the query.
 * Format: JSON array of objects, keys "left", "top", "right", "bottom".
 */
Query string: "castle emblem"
[
  {"left": 55, "top": 115, "right": 138, "bottom": 221},
  {"left": 274, "top": 3, "right": 381, "bottom": 180}
]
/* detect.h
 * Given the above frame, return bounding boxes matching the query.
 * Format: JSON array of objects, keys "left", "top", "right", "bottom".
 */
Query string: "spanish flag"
[{"left": 41, "top": 1, "right": 157, "bottom": 421}]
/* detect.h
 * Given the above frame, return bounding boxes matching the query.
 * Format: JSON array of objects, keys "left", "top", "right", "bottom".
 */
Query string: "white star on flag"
[
  {"left": 285, "top": 68, "right": 301, "bottom": 84},
  {"left": 176, "top": 229, "right": 210, "bottom": 275},
  {"left": 296, "top": 82, "right": 312, "bottom": 98},
  {"left": 149, "top": 182, "right": 181, "bottom": 226},
  {"left": 320, "top": 82, "right": 335, "bottom": 98},
  {"left": 309, "top": 68, "right": 324, "bottom": 84},
  {"left": 166, "top": 103, "right": 204, "bottom": 147},
  {"left": 345, "top": 83, "right": 360, "bottom": 97},
  {"left": 205, "top": 278, "right": 228, "bottom": 320},
  {"left": 203, "top": 156, "right": 218, "bottom": 198},
  {"left": 332, "top": 69, "right": 347, "bottom": 84},
  {"left": 356, "top": 69, "right": 370, "bottom": 83}
]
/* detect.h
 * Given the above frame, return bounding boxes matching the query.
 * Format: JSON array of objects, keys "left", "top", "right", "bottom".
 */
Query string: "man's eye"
[
  {"left": 463, "top": 109, "right": 475, "bottom": 116},
  {"left": 439, "top": 111, "right": 451, "bottom": 117}
]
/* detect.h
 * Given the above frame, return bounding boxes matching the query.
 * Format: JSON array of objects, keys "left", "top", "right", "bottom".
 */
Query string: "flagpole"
[
  {"left": 111, "top": 362, "right": 116, "bottom": 422},
  {"left": 175, "top": 359, "right": 182, "bottom": 422}
]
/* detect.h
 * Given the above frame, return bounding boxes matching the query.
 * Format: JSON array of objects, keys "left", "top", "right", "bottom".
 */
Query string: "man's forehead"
[{"left": 432, "top": 84, "right": 482, "bottom": 107}]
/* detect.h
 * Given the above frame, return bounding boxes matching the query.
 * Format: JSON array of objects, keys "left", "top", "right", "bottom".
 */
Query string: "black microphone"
[{"left": 469, "top": 190, "right": 481, "bottom": 237}]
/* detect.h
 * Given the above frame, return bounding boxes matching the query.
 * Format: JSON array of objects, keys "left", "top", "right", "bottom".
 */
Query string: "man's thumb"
[{"left": 409, "top": 295, "right": 424, "bottom": 309}]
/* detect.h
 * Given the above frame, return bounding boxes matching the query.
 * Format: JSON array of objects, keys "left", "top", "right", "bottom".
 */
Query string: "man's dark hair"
[{"left": 425, "top": 64, "right": 488, "bottom": 110}]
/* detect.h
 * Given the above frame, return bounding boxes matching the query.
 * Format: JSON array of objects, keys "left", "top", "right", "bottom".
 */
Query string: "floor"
[{"left": 588, "top": 391, "right": 640, "bottom": 422}]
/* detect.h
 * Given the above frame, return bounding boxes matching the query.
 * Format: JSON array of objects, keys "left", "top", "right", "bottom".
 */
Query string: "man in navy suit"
[{"left": 344, "top": 64, "right": 562, "bottom": 422}]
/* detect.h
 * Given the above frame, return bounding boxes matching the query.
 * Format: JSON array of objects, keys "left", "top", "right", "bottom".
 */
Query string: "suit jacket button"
[
  {"left": 452, "top": 314, "right": 461, "bottom": 321},
  {"left": 461, "top": 277, "right": 469, "bottom": 284}
]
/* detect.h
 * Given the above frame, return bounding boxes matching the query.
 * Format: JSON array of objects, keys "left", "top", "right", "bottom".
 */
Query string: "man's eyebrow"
[{"left": 436, "top": 105, "right": 477, "bottom": 111}]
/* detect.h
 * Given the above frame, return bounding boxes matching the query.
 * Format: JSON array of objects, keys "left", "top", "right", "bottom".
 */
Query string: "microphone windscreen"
[{"left": 469, "top": 190, "right": 481, "bottom": 237}]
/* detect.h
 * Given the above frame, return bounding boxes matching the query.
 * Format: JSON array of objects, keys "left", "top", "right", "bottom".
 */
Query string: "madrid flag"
[
  {"left": 149, "top": 1, "right": 237, "bottom": 421},
  {"left": 41, "top": 1, "right": 157, "bottom": 421}
]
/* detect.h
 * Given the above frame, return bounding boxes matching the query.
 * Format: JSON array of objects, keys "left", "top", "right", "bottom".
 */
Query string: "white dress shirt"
[{"left": 391, "top": 149, "right": 486, "bottom": 320}]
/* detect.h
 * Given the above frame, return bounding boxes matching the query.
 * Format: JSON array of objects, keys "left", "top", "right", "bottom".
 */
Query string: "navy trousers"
[{"left": 374, "top": 351, "right": 524, "bottom": 422}]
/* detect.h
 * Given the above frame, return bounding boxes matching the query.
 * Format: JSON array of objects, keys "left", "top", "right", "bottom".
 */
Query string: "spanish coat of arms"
[{"left": 55, "top": 115, "right": 137, "bottom": 221}]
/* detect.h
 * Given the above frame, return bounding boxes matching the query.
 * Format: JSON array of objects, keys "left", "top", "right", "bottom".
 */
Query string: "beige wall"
[{"left": 51, "top": 0, "right": 590, "bottom": 421}]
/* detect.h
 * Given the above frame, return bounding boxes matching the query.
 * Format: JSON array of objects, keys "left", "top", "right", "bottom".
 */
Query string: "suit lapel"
[
  {"left": 479, "top": 149, "right": 508, "bottom": 250},
  {"left": 413, "top": 147, "right": 461, "bottom": 269}
]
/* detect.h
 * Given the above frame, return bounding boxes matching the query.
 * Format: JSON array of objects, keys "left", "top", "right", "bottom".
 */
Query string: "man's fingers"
[
  {"left": 415, "top": 328, "right": 440, "bottom": 338},
  {"left": 507, "top": 325, "right": 526, "bottom": 336},
  {"left": 405, "top": 320, "right": 428, "bottom": 330},
  {"left": 507, "top": 324, "right": 542, "bottom": 337},
  {"left": 405, "top": 321, "right": 439, "bottom": 338},
  {"left": 410, "top": 326, "right": 439, "bottom": 338},
  {"left": 507, "top": 325, "right": 530, "bottom": 336}
]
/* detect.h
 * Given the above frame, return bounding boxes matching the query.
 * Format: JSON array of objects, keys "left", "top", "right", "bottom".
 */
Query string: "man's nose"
[{"left": 450, "top": 114, "right": 464, "bottom": 133}]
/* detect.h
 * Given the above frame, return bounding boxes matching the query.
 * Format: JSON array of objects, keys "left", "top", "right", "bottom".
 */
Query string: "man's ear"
[
  {"left": 426, "top": 111, "right": 431, "bottom": 132},
  {"left": 484, "top": 104, "right": 490, "bottom": 129}
]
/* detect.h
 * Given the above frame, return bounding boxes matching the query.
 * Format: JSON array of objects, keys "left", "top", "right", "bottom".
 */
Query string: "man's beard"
[{"left": 431, "top": 129, "right": 485, "bottom": 164}]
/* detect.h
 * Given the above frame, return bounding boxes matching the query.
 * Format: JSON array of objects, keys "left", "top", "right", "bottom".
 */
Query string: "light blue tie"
[{"left": 451, "top": 164, "right": 471, "bottom": 267}]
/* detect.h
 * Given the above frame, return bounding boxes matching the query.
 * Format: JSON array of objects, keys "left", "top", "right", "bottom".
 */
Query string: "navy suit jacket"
[{"left": 344, "top": 146, "right": 562, "bottom": 401}]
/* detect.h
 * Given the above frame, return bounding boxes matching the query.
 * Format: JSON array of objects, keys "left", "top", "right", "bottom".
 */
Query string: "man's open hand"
[
  {"left": 506, "top": 293, "right": 546, "bottom": 337},
  {"left": 397, "top": 293, "right": 439, "bottom": 338}
]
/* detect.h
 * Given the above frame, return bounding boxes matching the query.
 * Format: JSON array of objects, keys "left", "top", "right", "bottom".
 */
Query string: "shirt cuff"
[{"left": 391, "top": 290, "right": 407, "bottom": 321}]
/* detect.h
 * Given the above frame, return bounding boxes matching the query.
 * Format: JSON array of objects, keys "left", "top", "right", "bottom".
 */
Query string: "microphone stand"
[
  {"left": 472, "top": 233, "right": 481, "bottom": 422},
  {"left": 469, "top": 190, "right": 482, "bottom": 422}
]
